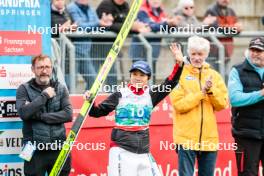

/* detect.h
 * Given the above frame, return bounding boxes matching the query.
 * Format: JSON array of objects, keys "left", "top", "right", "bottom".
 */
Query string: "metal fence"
[{"left": 56, "top": 31, "right": 264, "bottom": 93}]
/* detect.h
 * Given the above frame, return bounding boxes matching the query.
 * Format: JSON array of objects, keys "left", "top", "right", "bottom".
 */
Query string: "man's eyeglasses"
[
  {"left": 184, "top": 6, "right": 194, "bottom": 10},
  {"left": 35, "top": 65, "right": 52, "bottom": 70}
]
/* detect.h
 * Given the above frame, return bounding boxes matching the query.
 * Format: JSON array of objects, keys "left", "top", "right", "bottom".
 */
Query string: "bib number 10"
[{"left": 131, "top": 107, "right": 145, "bottom": 117}]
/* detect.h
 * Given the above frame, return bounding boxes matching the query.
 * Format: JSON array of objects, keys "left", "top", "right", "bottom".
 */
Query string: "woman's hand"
[{"left": 170, "top": 42, "right": 184, "bottom": 66}]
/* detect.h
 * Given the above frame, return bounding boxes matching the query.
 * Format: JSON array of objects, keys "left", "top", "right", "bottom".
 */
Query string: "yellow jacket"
[{"left": 170, "top": 63, "right": 228, "bottom": 151}]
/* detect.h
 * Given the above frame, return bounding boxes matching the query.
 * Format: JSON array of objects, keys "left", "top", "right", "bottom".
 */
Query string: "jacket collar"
[
  {"left": 185, "top": 62, "right": 211, "bottom": 74},
  {"left": 29, "top": 78, "right": 57, "bottom": 91},
  {"left": 241, "top": 58, "right": 260, "bottom": 72},
  {"left": 128, "top": 83, "right": 147, "bottom": 95}
]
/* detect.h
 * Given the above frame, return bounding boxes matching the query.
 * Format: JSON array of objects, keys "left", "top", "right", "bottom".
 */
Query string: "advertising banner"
[
  {"left": 0, "top": 0, "right": 51, "bottom": 172},
  {"left": 0, "top": 97, "right": 19, "bottom": 121},
  {"left": 67, "top": 95, "right": 237, "bottom": 176},
  {"left": 0, "top": 94, "right": 242, "bottom": 176},
  {"left": 0, "top": 130, "right": 23, "bottom": 155},
  {"left": 0, "top": 64, "right": 33, "bottom": 89}
]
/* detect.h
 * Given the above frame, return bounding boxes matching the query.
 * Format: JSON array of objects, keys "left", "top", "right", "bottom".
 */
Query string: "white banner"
[
  {"left": 0, "top": 130, "right": 23, "bottom": 155},
  {"left": 0, "top": 64, "right": 34, "bottom": 89}
]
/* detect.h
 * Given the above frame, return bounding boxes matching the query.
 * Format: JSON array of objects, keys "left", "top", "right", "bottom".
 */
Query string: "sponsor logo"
[
  {"left": 0, "top": 137, "right": 23, "bottom": 148},
  {"left": 111, "top": 40, "right": 120, "bottom": 54},
  {"left": 253, "top": 38, "right": 263, "bottom": 45},
  {"left": 0, "top": 0, "right": 40, "bottom": 8},
  {"left": 185, "top": 75, "right": 196, "bottom": 80},
  {"left": 0, "top": 100, "right": 18, "bottom": 118},
  {"left": 0, "top": 67, "right": 7, "bottom": 77},
  {"left": 0, "top": 32, "right": 42, "bottom": 56},
  {"left": 0, "top": 164, "right": 22, "bottom": 176}
]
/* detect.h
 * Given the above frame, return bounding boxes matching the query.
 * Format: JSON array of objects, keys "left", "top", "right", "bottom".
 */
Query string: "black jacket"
[
  {"left": 16, "top": 79, "right": 73, "bottom": 149},
  {"left": 96, "top": 0, "right": 129, "bottom": 33},
  {"left": 89, "top": 64, "right": 183, "bottom": 153},
  {"left": 51, "top": 7, "right": 71, "bottom": 38},
  {"left": 232, "top": 60, "right": 264, "bottom": 139}
]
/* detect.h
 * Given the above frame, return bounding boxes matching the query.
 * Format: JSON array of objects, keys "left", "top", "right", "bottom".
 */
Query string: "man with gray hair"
[{"left": 170, "top": 36, "right": 228, "bottom": 176}]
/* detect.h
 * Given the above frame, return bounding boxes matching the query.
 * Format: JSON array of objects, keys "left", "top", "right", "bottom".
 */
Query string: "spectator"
[
  {"left": 51, "top": 0, "right": 77, "bottom": 38},
  {"left": 205, "top": 0, "right": 242, "bottom": 70},
  {"left": 67, "top": 0, "right": 112, "bottom": 32},
  {"left": 67, "top": 0, "right": 113, "bottom": 89},
  {"left": 174, "top": 0, "right": 216, "bottom": 30},
  {"left": 16, "top": 55, "right": 72, "bottom": 176},
  {"left": 172, "top": 0, "right": 216, "bottom": 70},
  {"left": 129, "top": 0, "right": 181, "bottom": 83},
  {"left": 228, "top": 37, "right": 264, "bottom": 176},
  {"left": 96, "top": 0, "right": 149, "bottom": 34},
  {"left": 93, "top": 0, "right": 149, "bottom": 88},
  {"left": 170, "top": 36, "right": 228, "bottom": 176}
]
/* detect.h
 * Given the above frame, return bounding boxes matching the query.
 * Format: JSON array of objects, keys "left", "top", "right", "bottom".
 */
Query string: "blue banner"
[{"left": 0, "top": 0, "right": 52, "bottom": 169}]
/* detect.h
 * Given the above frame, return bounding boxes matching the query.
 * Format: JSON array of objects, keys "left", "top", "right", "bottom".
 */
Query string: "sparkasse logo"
[
  {"left": 0, "top": 67, "right": 6, "bottom": 77},
  {"left": 0, "top": 164, "right": 22, "bottom": 176}
]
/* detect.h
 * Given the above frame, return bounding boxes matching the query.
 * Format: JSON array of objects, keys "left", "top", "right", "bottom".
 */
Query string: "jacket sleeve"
[
  {"left": 204, "top": 7, "right": 219, "bottom": 28},
  {"left": 67, "top": 5, "right": 100, "bottom": 30},
  {"left": 150, "top": 63, "right": 184, "bottom": 107},
  {"left": 40, "top": 86, "right": 73, "bottom": 124},
  {"left": 89, "top": 92, "right": 121, "bottom": 117},
  {"left": 207, "top": 72, "right": 229, "bottom": 111},
  {"left": 228, "top": 67, "right": 264, "bottom": 107},
  {"left": 137, "top": 11, "right": 168, "bottom": 32},
  {"left": 204, "top": 5, "right": 238, "bottom": 33},
  {"left": 170, "top": 84, "right": 205, "bottom": 114},
  {"left": 96, "top": 1, "right": 124, "bottom": 33},
  {"left": 108, "top": 21, "right": 123, "bottom": 33},
  {"left": 16, "top": 84, "right": 48, "bottom": 121}
]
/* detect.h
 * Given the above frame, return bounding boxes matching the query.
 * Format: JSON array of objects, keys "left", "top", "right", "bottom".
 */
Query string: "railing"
[
  {"left": 56, "top": 31, "right": 264, "bottom": 93},
  {"left": 51, "top": 38, "right": 66, "bottom": 86},
  {"left": 59, "top": 33, "right": 76, "bottom": 93},
  {"left": 140, "top": 31, "right": 264, "bottom": 80}
]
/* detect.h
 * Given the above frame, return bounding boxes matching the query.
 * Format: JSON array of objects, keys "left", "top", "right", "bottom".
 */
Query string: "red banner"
[
  {"left": 0, "top": 31, "right": 41, "bottom": 55},
  {"left": 67, "top": 95, "right": 238, "bottom": 176}
]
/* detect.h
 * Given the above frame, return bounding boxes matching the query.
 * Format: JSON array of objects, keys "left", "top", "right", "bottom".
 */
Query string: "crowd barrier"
[{"left": 57, "top": 31, "right": 264, "bottom": 93}]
